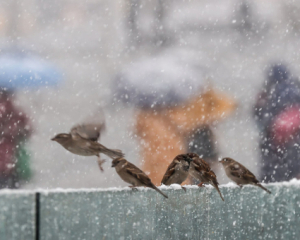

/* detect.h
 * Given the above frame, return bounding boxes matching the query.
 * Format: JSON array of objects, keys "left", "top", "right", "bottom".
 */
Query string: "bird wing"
[
  {"left": 161, "top": 160, "right": 177, "bottom": 184},
  {"left": 230, "top": 163, "right": 258, "bottom": 182},
  {"left": 125, "top": 162, "right": 152, "bottom": 185},
  {"left": 229, "top": 163, "right": 245, "bottom": 178},
  {"left": 70, "top": 123, "right": 105, "bottom": 142},
  {"left": 203, "top": 168, "right": 217, "bottom": 179},
  {"left": 205, "top": 169, "right": 220, "bottom": 185},
  {"left": 194, "top": 158, "right": 218, "bottom": 184},
  {"left": 241, "top": 168, "right": 259, "bottom": 183},
  {"left": 70, "top": 108, "right": 105, "bottom": 141},
  {"left": 194, "top": 158, "right": 211, "bottom": 172}
]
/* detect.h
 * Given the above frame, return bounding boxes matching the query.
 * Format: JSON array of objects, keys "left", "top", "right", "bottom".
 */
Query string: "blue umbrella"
[{"left": 0, "top": 49, "right": 61, "bottom": 89}]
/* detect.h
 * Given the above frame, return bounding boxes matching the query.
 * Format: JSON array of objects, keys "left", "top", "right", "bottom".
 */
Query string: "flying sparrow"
[
  {"left": 220, "top": 157, "right": 271, "bottom": 194},
  {"left": 52, "top": 122, "right": 124, "bottom": 172},
  {"left": 187, "top": 153, "right": 224, "bottom": 201},
  {"left": 112, "top": 157, "right": 168, "bottom": 198},
  {"left": 161, "top": 154, "right": 193, "bottom": 191}
]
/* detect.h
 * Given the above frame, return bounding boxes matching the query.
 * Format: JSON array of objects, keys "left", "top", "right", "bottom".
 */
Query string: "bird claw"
[
  {"left": 97, "top": 158, "right": 106, "bottom": 172},
  {"left": 198, "top": 182, "right": 205, "bottom": 187},
  {"left": 181, "top": 186, "right": 187, "bottom": 192},
  {"left": 129, "top": 186, "right": 138, "bottom": 191}
]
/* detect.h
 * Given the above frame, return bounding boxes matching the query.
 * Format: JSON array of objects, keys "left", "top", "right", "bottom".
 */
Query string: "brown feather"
[
  {"left": 112, "top": 158, "right": 168, "bottom": 198},
  {"left": 125, "top": 162, "right": 152, "bottom": 186},
  {"left": 189, "top": 154, "right": 224, "bottom": 201},
  {"left": 161, "top": 161, "right": 177, "bottom": 184},
  {"left": 221, "top": 157, "right": 271, "bottom": 194}
]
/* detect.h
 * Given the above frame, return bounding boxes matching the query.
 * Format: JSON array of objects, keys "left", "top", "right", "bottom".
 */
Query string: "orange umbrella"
[{"left": 136, "top": 88, "right": 236, "bottom": 185}]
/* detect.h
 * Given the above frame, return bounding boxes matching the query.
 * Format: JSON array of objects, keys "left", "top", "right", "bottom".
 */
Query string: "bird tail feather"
[
  {"left": 151, "top": 185, "right": 168, "bottom": 198},
  {"left": 256, "top": 183, "right": 271, "bottom": 194},
  {"left": 212, "top": 183, "right": 225, "bottom": 201},
  {"left": 102, "top": 148, "right": 124, "bottom": 159}
]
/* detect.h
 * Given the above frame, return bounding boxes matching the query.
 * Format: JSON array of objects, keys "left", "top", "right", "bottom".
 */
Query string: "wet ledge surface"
[
  {"left": 0, "top": 182, "right": 299, "bottom": 240},
  {"left": 0, "top": 192, "right": 36, "bottom": 240}
]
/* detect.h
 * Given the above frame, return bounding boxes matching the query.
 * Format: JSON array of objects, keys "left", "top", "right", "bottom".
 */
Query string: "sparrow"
[
  {"left": 187, "top": 153, "right": 224, "bottom": 201},
  {"left": 161, "top": 154, "right": 193, "bottom": 191},
  {"left": 52, "top": 123, "right": 124, "bottom": 172},
  {"left": 112, "top": 157, "right": 168, "bottom": 198},
  {"left": 220, "top": 157, "right": 271, "bottom": 194}
]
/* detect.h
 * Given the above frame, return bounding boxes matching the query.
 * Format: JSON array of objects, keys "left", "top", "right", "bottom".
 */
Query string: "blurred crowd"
[
  {"left": 0, "top": 90, "right": 32, "bottom": 188},
  {"left": 116, "top": 63, "right": 300, "bottom": 185},
  {"left": 254, "top": 64, "right": 300, "bottom": 182}
]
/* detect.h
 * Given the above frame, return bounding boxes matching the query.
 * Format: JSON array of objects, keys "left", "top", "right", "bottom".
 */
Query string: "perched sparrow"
[
  {"left": 187, "top": 153, "right": 224, "bottom": 201},
  {"left": 52, "top": 123, "right": 124, "bottom": 172},
  {"left": 220, "top": 157, "right": 271, "bottom": 194},
  {"left": 112, "top": 157, "right": 168, "bottom": 198},
  {"left": 161, "top": 154, "right": 193, "bottom": 191}
]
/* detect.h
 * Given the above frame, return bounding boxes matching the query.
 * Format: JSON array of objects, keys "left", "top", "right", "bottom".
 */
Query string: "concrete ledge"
[
  {"left": 0, "top": 181, "right": 299, "bottom": 240},
  {"left": 0, "top": 191, "right": 36, "bottom": 240},
  {"left": 38, "top": 181, "right": 300, "bottom": 240}
]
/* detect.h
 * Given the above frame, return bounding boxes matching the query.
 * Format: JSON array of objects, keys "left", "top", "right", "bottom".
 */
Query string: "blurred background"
[{"left": 0, "top": 0, "right": 300, "bottom": 189}]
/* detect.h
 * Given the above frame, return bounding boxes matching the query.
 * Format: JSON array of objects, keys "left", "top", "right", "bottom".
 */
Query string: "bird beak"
[
  {"left": 51, "top": 137, "right": 56, "bottom": 141},
  {"left": 111, "top": 162, "right": 116, "bottom": 167}
]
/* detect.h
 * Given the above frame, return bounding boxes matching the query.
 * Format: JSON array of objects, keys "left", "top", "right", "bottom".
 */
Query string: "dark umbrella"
[{"left": 0, "top": 48, "right": 61, "bottom": 89}]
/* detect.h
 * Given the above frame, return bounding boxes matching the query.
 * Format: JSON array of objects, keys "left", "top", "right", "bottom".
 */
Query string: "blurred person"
[
  {"left": 0, "top": 46, "right": 60, "bottom": 188},
  {"left": 0, "top": 89, "right": 32, "bottom": 188},
  {"left": 136, "top": 89, "right": 236, "bottom": 185},
  {"left": 187, "top": 124, "right": 219, "bottom": 184},
  {"left": 187, "top": 124, "right": 219, "bottom": 166},
  {"left": 254, "top": 64, "right": 300, "bottom": 182},
  {"left": 114, "top": 51, "right": 236, "bottom": 185}
]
